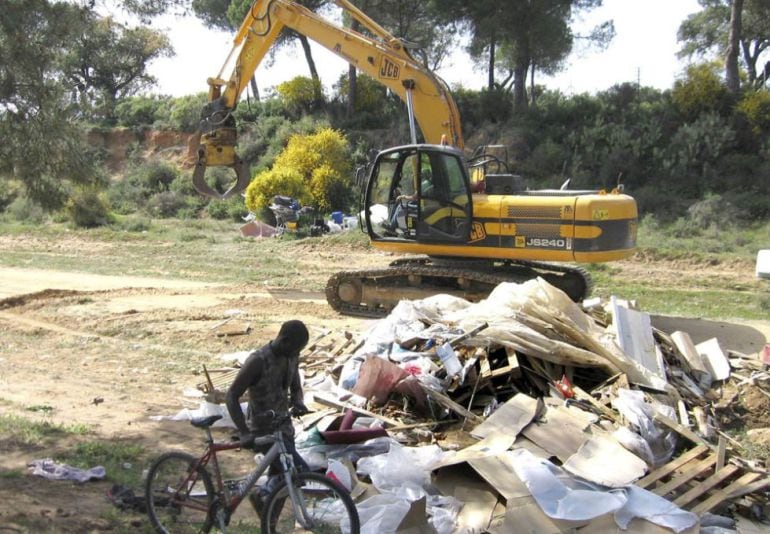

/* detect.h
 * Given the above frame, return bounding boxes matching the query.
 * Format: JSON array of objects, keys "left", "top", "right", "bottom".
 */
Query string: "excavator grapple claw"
[{"left": 192, "top": 153, "right": 251, "bottom": 200}]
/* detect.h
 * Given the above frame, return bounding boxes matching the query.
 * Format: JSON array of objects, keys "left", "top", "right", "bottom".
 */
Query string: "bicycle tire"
[
  {"left": 261, "top": 472, "right": 360, "bottom": 534},
  {"left": 145, "top": 451, "right": 215, "bottom": 534}
]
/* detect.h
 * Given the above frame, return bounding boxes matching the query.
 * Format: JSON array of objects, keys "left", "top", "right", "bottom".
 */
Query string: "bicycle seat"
[{"left": 190, "top": 414, "right": 223, "bottom": 428}]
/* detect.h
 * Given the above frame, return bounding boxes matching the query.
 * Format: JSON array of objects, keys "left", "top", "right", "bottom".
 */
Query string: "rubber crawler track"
[{"left": 325, "top": 257, "right": 593, "bottom": 318}]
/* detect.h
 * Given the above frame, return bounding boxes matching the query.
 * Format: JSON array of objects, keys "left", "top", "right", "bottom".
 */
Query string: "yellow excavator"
[{"left": 192, "top": 0, "right": 638, "bottom": 317}]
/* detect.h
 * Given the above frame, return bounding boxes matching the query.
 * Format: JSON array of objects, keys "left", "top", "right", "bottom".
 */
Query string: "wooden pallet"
[{"left": 636, "top": 444, "right": 770, "bottom": 515}]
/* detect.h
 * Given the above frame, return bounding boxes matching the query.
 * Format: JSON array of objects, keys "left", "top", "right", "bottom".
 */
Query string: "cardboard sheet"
[{"left": 471, "top": 393, "right": 539, "bottom": 440}]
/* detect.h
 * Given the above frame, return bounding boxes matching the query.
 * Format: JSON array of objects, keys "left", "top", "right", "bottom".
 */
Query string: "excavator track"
[{"left": 325, "top": 257, "right": 593, "bottom": 318}]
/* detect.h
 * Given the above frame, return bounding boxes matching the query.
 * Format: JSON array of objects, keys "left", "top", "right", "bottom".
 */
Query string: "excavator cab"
[{"left": 363, "top": 144, "right": 473, "bottom": 245}]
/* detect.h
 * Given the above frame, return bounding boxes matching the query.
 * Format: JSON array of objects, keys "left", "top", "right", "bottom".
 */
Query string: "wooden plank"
[
  {"left": 417, "top": 382, "right": 484, "bottom": 424},
  {"left": 636, "top": 445, "right": 710, "bottom": 489},
  {"left": 673, "top": 464, "right": 740, "bottom": 507},
  {"left": 692, "top": 472, "right": 762, "bottom": 515},
  {"left": 572, "top": 385, "right": 618, "bottom": 422},
  {"left": 652, "top": 454, "right": 716, "bottom": 497},
  {"left": 722, "top": 476, "right": 770, "bottom": 501},
  {"left": 677, "top": 400, "right": 690, "bottom": 427},
  {"left": 696, "top": 337, "right": 730, "bottom": 381},
  {"left": 312, "top": 391, "right": 401, "bottom": 427},
  {"left": 716, "top": 436, "right": 727, "bottom": 471},
  {"left": 505, "top": 347, "right": 522, "bottom": 379},
  {"left": 692, "top": 407, "right": 715, "bottom": 440},
  {"left": 670, "top": 331, "right": 710, "bottom": 377}
]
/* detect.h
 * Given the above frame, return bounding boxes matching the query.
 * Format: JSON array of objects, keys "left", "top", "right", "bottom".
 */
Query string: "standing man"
[{"left": 225, "top": 320, "right": 311, "bottom": 507}]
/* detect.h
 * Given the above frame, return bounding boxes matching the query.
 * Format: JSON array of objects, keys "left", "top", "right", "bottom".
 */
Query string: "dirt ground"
[{"left": 0, "top": 239, "right": 768, "bottom": 532}]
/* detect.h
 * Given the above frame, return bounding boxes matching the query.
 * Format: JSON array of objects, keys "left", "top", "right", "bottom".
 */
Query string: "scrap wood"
[
  {"left": 312, "top": 391, "right": 400, "bottom": 427},
  {"left": 571, "top": 386, "right": 618, "bottom": 422},
  {"left": 673, "top": 464, "right": 741, "bottom": 508},
  {"left": 448, "top": 322, "right": 489, "bottom": 347},
  {"left": 649, "top": 453, "right": 717, "bottom": 497},
  {"left": 691, "top": 472, "right": 765, "bottom": 515},
  {"left": 670, "top": 331, "right": 711, "bottom": 384},
  {"left": 416, "top": 382, "right": 483, "bottom": 424},
  {"left": 636, "top": 445, "right": 710, "bottom": 489},
  {"left": 503, "top": 284, "right": 673, "bottom": 393}
]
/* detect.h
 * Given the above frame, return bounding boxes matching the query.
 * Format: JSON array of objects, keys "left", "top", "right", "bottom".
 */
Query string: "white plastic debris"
[{"left": 509, "top": 448, "right": 698, "bottom": 532}]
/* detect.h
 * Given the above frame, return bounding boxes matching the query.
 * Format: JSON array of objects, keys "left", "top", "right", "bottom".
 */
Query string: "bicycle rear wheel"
[
  {"left": 261, "top": 472, "right": 360, "bottom": 534},
  {"left": 145, "top": 451, "right": 215, "bottom": 534}
]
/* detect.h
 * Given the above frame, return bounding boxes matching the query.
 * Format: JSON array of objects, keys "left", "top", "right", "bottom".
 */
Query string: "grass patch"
[
  {"left": 0, "top": 217, "right": 766, "bottom": 318},
  {"left": 0, "top": 414, "right": 91, "bottom": 448}
]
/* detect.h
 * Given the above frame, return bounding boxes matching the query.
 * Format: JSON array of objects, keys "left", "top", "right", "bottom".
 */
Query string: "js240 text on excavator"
[{"left": 191, "top": 0, "right": 639, "bottom": 318}]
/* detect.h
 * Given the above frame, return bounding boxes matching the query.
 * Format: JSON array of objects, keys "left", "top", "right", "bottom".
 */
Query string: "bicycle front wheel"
[
  {"left": 261, "top": 472, "right": 360, "bottom": 534},
  {"left": 145, "top": 451, "right": 215, "bottom": 534}
]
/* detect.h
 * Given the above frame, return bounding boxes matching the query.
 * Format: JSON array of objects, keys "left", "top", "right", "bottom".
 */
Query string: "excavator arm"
[{"left": 193, "top": 0, "right": 463, "bottom": 199}]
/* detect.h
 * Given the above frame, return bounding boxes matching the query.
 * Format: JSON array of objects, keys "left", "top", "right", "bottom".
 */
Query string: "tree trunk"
[
  {"left": 725, "top": 0, "right": 743, "bottom": 93},
  {"left": 347, "top": 20, "right": 360, "bottom": 117},
  {"left": 530, "top": 62, "right": 537, "bottom": 109},
  {"left": 513, "top": 63, "right": 528, "bottom": 111},
  {"left": 487, "top": 33, "right": 496, "bottom": 91},
  {"left": 347, "top": 65, "right": 357, "bottom": 117},
  {"left": 298, "top": 34, "right": 322, "bottom": 103}
]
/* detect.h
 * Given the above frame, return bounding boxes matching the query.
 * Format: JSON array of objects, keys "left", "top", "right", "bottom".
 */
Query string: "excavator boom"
[{"left": 193, "top": 0, "right": 463, "bottom": 198}]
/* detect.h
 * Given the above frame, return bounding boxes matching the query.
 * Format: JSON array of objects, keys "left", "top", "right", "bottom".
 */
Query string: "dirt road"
[{"left": 0, "top": 265, "right": 368, "bottom": 531}]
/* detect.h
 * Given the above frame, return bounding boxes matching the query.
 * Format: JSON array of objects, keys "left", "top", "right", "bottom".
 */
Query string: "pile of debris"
[{"left": 192, "top": 279, "right": 770, "bottom": 533}]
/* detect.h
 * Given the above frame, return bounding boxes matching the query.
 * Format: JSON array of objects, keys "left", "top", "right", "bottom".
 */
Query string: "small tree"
[
  {"left": 244, "top": 128, "right": 352, "bottom": 214},
  {"left": 671, "top": 62, "right": 731, "bottom": 120}
]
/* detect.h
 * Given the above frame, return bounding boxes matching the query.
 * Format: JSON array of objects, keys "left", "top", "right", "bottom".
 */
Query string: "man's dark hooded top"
[{"left": 226, "top": 320, "right": 309, "bottom": 437}]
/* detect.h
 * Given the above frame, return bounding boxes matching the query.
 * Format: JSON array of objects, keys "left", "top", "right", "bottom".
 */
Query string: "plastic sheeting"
[
  {"left": 509, "top": 448, "right": 698, "bottom": 532},
  {"left": 611, "top": 388, "right": 677, "bottom": 466},
  {"left": 355, "top": 441, "right": 462, "bottom": 534},
  {"left": 395, "top": 279, "right": 674, "bottom": 392},
  {"left": 148, "top": 401, "right": 244, "bottom": 428}
]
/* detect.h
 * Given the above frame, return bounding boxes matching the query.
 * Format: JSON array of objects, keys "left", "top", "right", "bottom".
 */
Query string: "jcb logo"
[
  {"left": 379, "top": 57, "right": 400, "bottom": 79},
  {"left": 469, "top": 222, "right": 486, "bottom": 242},
  {"left": 515, "top": 236, "right": 526, "bottom": 247},
  {"left": 592, "top": 209, "right": 609, "bottom": 220}
]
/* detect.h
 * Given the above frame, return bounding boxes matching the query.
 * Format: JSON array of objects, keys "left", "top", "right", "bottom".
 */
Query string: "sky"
[{"left": 145, "top": 0, "right": 704, "bottom": 99}]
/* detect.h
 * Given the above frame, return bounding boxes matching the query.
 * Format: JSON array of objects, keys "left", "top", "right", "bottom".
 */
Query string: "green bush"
[
  {"left": 135, "top": 160, "right": 179, "bottom": 193},
  {"left": 6, "top": 197, "right": 46, "bottom": 224},
  {"left": 333, "top": 73, "right": 390, "bottom": 119},
  {"left": 737, "top": 89, "right": 770, "bottom": 134},
  {"left": 146, "top": 191, "right": 187, "bottom": 218},
  {"left": 115, "top": 95, "right": 172, "bottom": 129},
  {"left": 168, "top": 93, "right": 208, "bottom": 132},
  {"left": 207, "top": 196, "right": 248, "bottom": 221},
  {"left": 686, "top": 194, "right": 740, "bottom": 230},
  {"left": 276, "top": 76, "right": 325, "bottom": 116},
  {"left": 0, "top": 181, "right": 21, "bottom": 213},
  {"left": 66, "top": 187, "right": 112, "bottom": 228}
]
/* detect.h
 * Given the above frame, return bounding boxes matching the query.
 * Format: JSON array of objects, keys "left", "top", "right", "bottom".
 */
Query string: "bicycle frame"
[{"left": 175, "top": 422, "right": 313, "bottom": 529}]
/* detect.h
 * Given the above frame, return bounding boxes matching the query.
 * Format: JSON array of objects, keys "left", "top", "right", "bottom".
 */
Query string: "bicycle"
[{"left": 145, "top": 411, "right": 360, "bottom": 533}]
